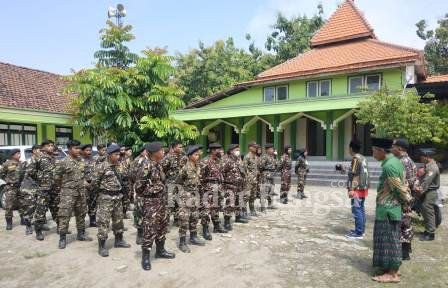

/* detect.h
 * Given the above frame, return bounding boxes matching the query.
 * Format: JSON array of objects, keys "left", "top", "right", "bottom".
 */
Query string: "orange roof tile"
[
  {"left": 422, "top": 75, "right": 448, "bottom": 84},
  {"left": 254, "top": 39, "right": 422, "bottom": 83},
  {"left": 311, "top": 0, "right": 376, "bottom": 47}
]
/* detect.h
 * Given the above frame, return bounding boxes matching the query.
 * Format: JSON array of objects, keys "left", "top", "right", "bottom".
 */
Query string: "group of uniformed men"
[{"left": 0, "top": 139, "right": 309, "bottom": 271}]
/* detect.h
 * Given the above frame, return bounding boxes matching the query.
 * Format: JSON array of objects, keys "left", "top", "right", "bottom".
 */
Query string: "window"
[
  {"left": 349, "top": 74, "right": 381, "bottom": 93},
  {"left": 55, "top": 127, "right": 73, "bottom": 147},
  {"left": 0, "top": 123, "right": 37, "bottom": 146},
  {"left": 307, "top": 80, "right": 332, "bottom": 97},
  {"left": 264, "top": 86, "right": 289, "bottom": 102}
]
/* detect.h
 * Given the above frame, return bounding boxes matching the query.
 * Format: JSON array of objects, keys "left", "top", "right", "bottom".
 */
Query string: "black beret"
[
  {"left": 41, "top": 139, "right": 54, "bottom": 146},
  {"left": 170, "top": 141, "right": 182, "bottom": 147},
  {"left": 371, "top": 138, "right": 393, "bottom": 149},
  {"left": 296, "top": 148, "right": 306, "bottom": 156},
  {"left": 186, "top": 145, "right": 201, "bottom": 156},
  {"left": 80, "top": 144, "right": 92, "bottom": 150},
  {"left": 227, "top": 144, "right": 239, "bottom": 152},
  {"left": 139, "top": 145, "right": 147, "bottom": 153},
  {"left": 147, "top": 142, "right": 164, "bottom": 153},
  {"left": 393, "top": 138, "right": 409, "bottom": 150},
  {"left": 349, "top": 139, "right": 361, "bottom": 150},
  {"left": 31, "top": 145, "right": 41, "bottom": 151},
  {"left": 264, "top": 143, "right": 274, "bottom": 149},
  {"left": 419, "top": 148, "right": 436, "bottom": 156},
  {"left": 9, "top": 149, "right": 20, "bottom": 156},
  {"left": 248, "top": 141, "right": 259, "bottom": 148},
  {"left": 209, "top": 143, "right": 222, "bottom": 149},
  {"left": 106, "top": 144, "right": 121, "bottom": 154}
]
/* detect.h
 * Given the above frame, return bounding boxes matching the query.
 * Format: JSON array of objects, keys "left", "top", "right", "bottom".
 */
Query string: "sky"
[{"left": 2, "top": 0, "right": 447, "bottom": 75}]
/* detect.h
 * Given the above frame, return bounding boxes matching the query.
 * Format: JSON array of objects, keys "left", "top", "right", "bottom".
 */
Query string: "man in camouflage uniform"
[
  {"left": 118, "top": 146, "right": 132, "bottom": 218},
  {"left": 280, "top": 145, "right": 293, "bottom": 204},
  {"left": 0, "top": 149, "right": 22, "bottom": 230},
  {"left": 131, "top": 145, "right": 148, "bottom": 245},
  {"left": 392, "top": 139, "right": 416, "bottom": 259},
  {"left": 199, "top": 143, "right": 227, "bottom": 240},
  {"left": 243, "top": 141, "right": 259, "bottom": 216},
  {"left": 31, "top": 140, "right": 58, "bottom": 240},
  {"left": 295, "top": 148, "right": 308, "bottom": 199},
  {"left": 162, "top": 141, "right": 185, "bottom": 227},
  {"left": 19, "top": 145, "right": 41, "bottom": 235},
  {"left": 258, "top": 143, "right": 279, "bottom": 211},
  {"left": 55, "top": 140, "right": 93, "bottom": 249},
  {"left": 176, "top": 145, "right": 206, "bottom": 253},
  {"left": 135, "top": 142, "right": 175, "bottom": 271},
  {"left": 222, "top": 144, "right": 248, "bottom": 230},
  {"left": 81, "top": 144, "right": 97, "bottom": 227},
  {"left": 92, "top": 144, "right": 131, "bottom": 257},
  {"left": 94, "top": 144, "right": 107, "bottom": 164}
]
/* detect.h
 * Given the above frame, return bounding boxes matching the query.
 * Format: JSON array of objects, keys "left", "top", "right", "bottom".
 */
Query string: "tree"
[
  {"left": 266, "top": 4, "right": 325, "bottom": 63},
  {"left": 355, "top": 87, "right": 445, "bottom": 144},
  {"left": 416, "top": 14, "right": 448, "bottom": 75},
  {"left": 65, "top": 22, "right": 198, "bottom": 149}
]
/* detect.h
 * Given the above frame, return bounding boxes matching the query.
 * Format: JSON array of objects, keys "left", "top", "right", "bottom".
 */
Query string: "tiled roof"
[
  {"left": 311, "top": 0, "right": 376, "bottom": 47},
  {"left": 0, "top": 62, "right": 68, "bottom": 113},
  {"left": 255, "top": 39, "right": 422, "bottom": 83},
  {"left": 421, "top": 75, "right": 448, "bottom": 84}
]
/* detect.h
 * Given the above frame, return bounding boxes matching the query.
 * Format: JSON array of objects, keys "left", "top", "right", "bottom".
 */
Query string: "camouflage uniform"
[
  {"left": 135, "top": 159, "right": 168, "bottom": 250},
  {"left": 82, "top": 155, "right": 97, "bottom": 218},
  {"left": 118, "top": 156, "right": 131, "bottom": 216},
  {"left": 0, "top": 159, "right": 22, "bottom": 219},
  {"left": 95, "top": 155, "right": 107, "bottom": 164},
  {"left": 19, "top": 156, "right": 40, "bottom": 223},
  {"left": 222, "top": 154, "right": 245, "bottom": 216},
  {"left": 295, "top": 155, "right": 308, "bottom": 198},
  {"left": 162, "top": 153, "right": 186, "bottom": 222},
  {"left": 280, "top": 153, "right": 292, "bottom": 201},
  {"left": 92, "top": 161, "right": 124, "bottom": 240},
  {"left": 176, "top": 160, "right": 200, "bottom": 237},
  {"left": 258, "top": 153, "right": 279, "bottom": 208},
  {"left": 32, "top": 151, "right": 58, "bottom": 228},
  {"left": 131, "top": 155, "right": 148, "bottom": 229},
  {"left": 55, "top": 155, "right": 87, "bottom": 234},
  {"left": 243, "top": 151, "right": 259, "bottom": 213},
  {"left": 199, "top": 156, "right": 223, "bottom": 225}
]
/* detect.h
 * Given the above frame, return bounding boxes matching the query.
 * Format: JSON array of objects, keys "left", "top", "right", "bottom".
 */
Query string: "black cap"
[
  {"left": 9, "top": 148, "right": 20, "bottom": 156},
  {"left": 41, "top": 139, "right": 54, "bottom": 146},
  {"left": 296, "top": 148, "right": 306, "bottom": 156},
  {"left": 147, "top": 142, "right": 164, "bottom": 153},
  {"left": 80, "top": 144, "right": 92, "bottom": 150},
  {"left": 107, "top": 144, "right": 121, "bottom": 154},
  {"left": 349, "top": 139, "right": 361, "bottom": 150},
  {"left": 209, "top": 143, "right": 222, "bottom": 149},
  {"left": 139, "top": 145, "right": 147, "bottom": 153},
  {"left": 265, "top": 143, "right": 274, "bottom": 149},
  {"left": 371, "top": 138, "right": 393, "bottom": 149},
  {"left": 248, "top": 141, "right": 259, "bottom": 148},
  {"left": 227, "top": 144, "right": 239, "bottom": 153},
  {"left": 284, "top": 145, "right": 291, "bottom": 153},
  {"left": 31, "top": 144, "right": 41, "bottom": 151},
  {"left": 186, "top": 145, "right": 201, "bottom": 156},
  {"left": 393, "top": 138, "right": 409, "bottom": 150},
  {"left": 419, "top": 148, "right": 436, "bottom": 156}
]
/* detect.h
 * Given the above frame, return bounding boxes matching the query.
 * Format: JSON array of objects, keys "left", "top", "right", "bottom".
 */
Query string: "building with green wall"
[{"left": 172, "top": 0, "right": 447, "bottom": 160}]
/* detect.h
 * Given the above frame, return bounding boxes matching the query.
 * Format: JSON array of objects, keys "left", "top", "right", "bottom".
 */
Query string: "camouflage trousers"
[
  {"left": 3, "top": 185, "right": 20, "bottom": 218},
  {"left": 142, "top": 197, "right": 168, "bottom": 250},
  {"left": 178, "top": 190, "right": 199, "bottom": 237},
  {"left": 58, "top": 189, "right": 87, "bottom": 234},
  {"left": 96, "top": 193, "right": 124, "bottom": 240},
  {"left": 297, "top": 173, "right": 306, "bottom": 194},
  {"left": 280, "top": 171, "right": 291, "bottom": 198},
  {"left": 199, "top": 189, "right": 221, "bottom": 225},
  {"left": 33, "top": 189, "right": 59, "bottom": 228},
  {"left": 167, "top": 182, "right": 180, "bottom": 221},
  {"left": 245, "top": 177, "right": 258, "bottom": 206},
  {"left": 133, "top": 194, "right": 144, "bottom": 229},
  {"left": 400, "top": 204, "right": 414, "bottom": 243},
  {"left": 121, "top": 186, "right": 130, "bottom": 215},
  {"left": 19, "top": 188, "right": 36, "bottom": 222},
  {"left": 86, "top": 187, "right": 98, "bottom": 217},
  {"left": 260, "top": 177, "right": 274, "bottom": 208},
  {"left": 223, "top": 185, "right": 242, "bottom": 217}
]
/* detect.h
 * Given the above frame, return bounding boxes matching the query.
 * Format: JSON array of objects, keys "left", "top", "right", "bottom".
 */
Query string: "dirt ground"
[{"left": 1, "top": 183, "right": 447, "bottom": 288}]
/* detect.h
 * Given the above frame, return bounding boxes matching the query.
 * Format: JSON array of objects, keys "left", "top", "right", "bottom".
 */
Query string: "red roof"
[
  {"left": 0, "top": 62, "right": 68, "bottom": 113},
  {"left": 422, "top": 75, "right": 448, "bottom": 84},
  {"left": 311, "top": 0, "right": 376, "bottom": 47}
]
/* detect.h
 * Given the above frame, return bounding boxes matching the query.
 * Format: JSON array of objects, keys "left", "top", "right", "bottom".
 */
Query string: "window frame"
[
  {"left": 0, "top": 122, "right": 37, "bottom": 146},
  {"left": 365, "top": 74, "right": 381, "bottom": 91},
  {"left": 263, "top": 85, "right": 289, "bottom": 102},
  {"left": 348, "top": 74, "right": 382, "bottom": 94},
  {"left": 55, "top": 126, "right": 73, "bottom": 147},
  {"left": 263, "top": 86, "right": 276, "bottom": 102},
  {"left": 348, "top": 76, "right": 364, "bottom": 94},
  {"left": 306, "top": 81, "right": 319, "bottom": 98},
  {"left": 306, "top": 79, "right": 332, "bottom": 98}
]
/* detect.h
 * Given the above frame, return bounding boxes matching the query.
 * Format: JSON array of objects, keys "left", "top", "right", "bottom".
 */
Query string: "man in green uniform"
[
  {"left": 243, "top": 142, "right": 259, "bottom": 216},
  {"left": 81, "top": 144, "right": 97, "bottom": 227},
  {"left": 131, "top": 145, "right": 149, "bottom": 245},
  {"left": 0, "top": 149, "right": 22, "bottom": 230},
  {"left": 258, "top": 144, "right": 279, "bottom": 211}
]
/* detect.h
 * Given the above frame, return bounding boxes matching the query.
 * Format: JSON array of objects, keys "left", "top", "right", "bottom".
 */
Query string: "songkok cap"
[
  {"left": 371, "top": 138, "right": 393, "bottom": 150},
  {"left": 146, "top": 142, "right": 164, "bottom": 153},
  {"left": 349, "top": 139, "right": 361, "bottom": 150}
]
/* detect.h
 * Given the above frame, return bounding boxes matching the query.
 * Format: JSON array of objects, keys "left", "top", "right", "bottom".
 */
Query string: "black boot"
[
  {"left": 179, "top": 236, "right": 190, "bottom": 253},
  {"left": 136, "top": 228, "right": 143, "bottom": 245},
  {"left": 114, "top": 233, "right": 131, "bottom": 248},
  {"left": 5, "top": 217, "right": 13, "bottom": 230},
  {"left": 35, "top": 225, "right": 44, "bottom": 241},
  {"left": 173, "top": 218, "right": 180, "bottom": 227},
  {"left": 267, "top": 199, "right": 277, "bottom": 209},
  {"left": 77, "top": 229, "right": 93, "bottom": 241},
  {"left": 25, "top": 219, "right": 33, "bottom": 235},
  {"left": 20, "top": 216, "right": 26, "bottom": 226},
  {"left": 58, "top": 233, "right": 66, "bottom": 249},
  {"left": 212, "top": 221, "right": 227, "bottom": 233},
  {"left": 98, "top": 239, "right": 109, "bottom": 257},
  {"left": 235, "top": 215, "right": 249, "bottom": 224},
  {"left": 89, "top": 215, "right": 97, "bottom": 227},
  {"left": 155, "top": 240, "right": 176, "bottom": 259},
  {"left": 141, "top": 247, "right": 151, "bottom": 270},
  {"left": 419, "top": 232, "right": 435, "bottom": 241},
  {"left": 402, "top": 243, "right": 411, "bottom": 260},
  {"left": 249, "top": 203, "right": 257, "bottom": 217},
  {"left": 202, "top": 224, "right": 212, "bottom": 240},
  {"left": 224, "top": 216, "right": 232, "bottom": 231},
  {"left": 190, "top": 232, "right": 206, "bottom": 246}
]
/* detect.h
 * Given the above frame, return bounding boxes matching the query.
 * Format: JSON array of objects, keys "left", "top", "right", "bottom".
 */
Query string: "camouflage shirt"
[
  {"left": 259, "top": 153, "right": 279, "bottom": 180},
  {"left": 295, "top": 156, "right": 308, "bottom": 176},
  {"left": 36, "top": 151, "right": 57, "bottom": 190},
  {"left": 135, "top": 158, "right": 166, "bottom": 198},
  {"left": 222, "top": 154, "right": 244, "bottom": 188},
  {"left": 129, "top": 155, "right": 148, "bottom": 184},
  {"left": 54, "top": 155, "right": 85, "bottom": 192},
  {"left": 280, "top": 154, "right": 292, "bottom": 173},
  {"left": 243, "top": 151, "right": 259, "bottom": 179},
  {"left": 162, "top": 152, "right": 186, "bottom": 183},
  {"left": 398, "top": 153, "right": 418, "bottom": 192},
  {"left": 91, "top": 161, "right": 123, "bottom": 193},
  {"left": 0, "top": 159, "right": 22, "bottom": 185},
  {"left": 176, "top": 160, "right": 200, "bottom": 192},
  {"left": 20, "top": 156, "right": 39, "bottom": 193},
  {"left": 199, "top": 156, "right": 223, "bottom": 192},
  {"left": 94, "top": 155, "right": 107, "bottom": 164},
  {"left": 118, "top": 156, "right": 131, "bottom": 183}
]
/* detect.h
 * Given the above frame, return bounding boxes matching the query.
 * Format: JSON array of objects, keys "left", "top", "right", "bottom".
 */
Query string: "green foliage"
[
  {"left": 355, "top": 87, "right": 446, "bottom": 144},
  {"left": 65, "top": 23, "right": 198, "bottom": 149},
  {"left": 416, "top": 14, "right": 448, "bottom": 75},
  {"left": 266, "top": 4, "right": 324, "bottom": 63}
]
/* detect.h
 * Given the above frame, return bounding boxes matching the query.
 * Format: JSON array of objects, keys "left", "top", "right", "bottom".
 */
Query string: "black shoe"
[
  {"left": 224, "top": 216, "right": 232, "bottom": 231},
  {"left": 419, "top": 232, "right": 435, "bottom": 241},
  {"left": 190, "top": 232, "right": 206, "bottom": 246},
  {"left": 114, "top": 233, "right": 131, "bottom": 248},
  {"left": 235, "top": 215, "right": 249, "bottom": 224},
  {"left": 5, "top": 217, "right": 13, "bottom": 230},
  {"left": 89, "top": 215, "right": 97, "bottom": 227},
  {"left": 77, "top": 230, "right": 93, "bottom": 241},
  {"left": 402, "top": 243, "right": 411, "bottom": 261},
  {"left": 202, "top": 224, "right": 212, "bottom": 240},
  {"left": 98, "top": 239, "right": 109, "bottom": 257},
  {"left": 58, "top": 233, "right": 67, "bottom": 249},
  {"left": 20, "top": 216, "right": 26, "bottom": 226},
  {"left": 155, "top": 240, "right": 176, "bottom": 259},
  {"left": 179, "top": 236, "right": 190, "bottom": 253},
  {"left": 141, "top": 248, "right": 151, "bottom": 270},
  {"left": 212, "top": 221, "right": 227, "bottom": 233},
  {"left": 35, "top": 226, "right": 44, "bottom": 241},
  {"left": 25, "top": 219, "right": 33, "bottom": 235},
  {"left": 173, "top": 218, "right": 180, "bottom": 227},
  {"left": 136, "top": 228, "right": 143, "bottom": 245}
]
